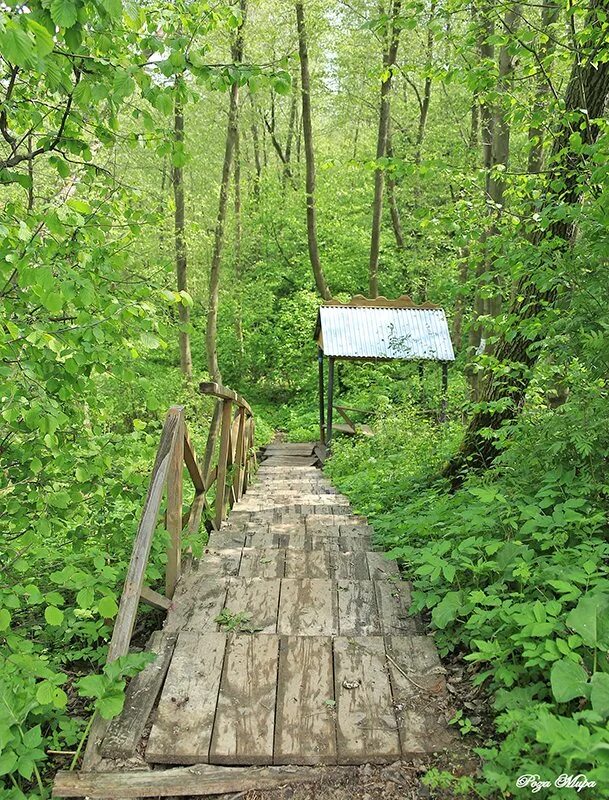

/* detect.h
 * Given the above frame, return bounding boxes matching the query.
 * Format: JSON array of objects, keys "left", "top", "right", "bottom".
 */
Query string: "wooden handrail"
[{"left": 83, "top": 387, "right": 255, "bottom": 768}]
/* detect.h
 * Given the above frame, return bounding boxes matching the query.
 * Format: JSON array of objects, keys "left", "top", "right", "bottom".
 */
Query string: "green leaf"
[
  {"left": 432, "top": 591, "right": 463, "bottom": 629},
  {"left": 67, "top": 198, "right": 92, "bottom": 214},
  {"left": 0, "top": 750, "right": 17, "bottom": 777},
  {"left": 0, "top": 608, "right": 11, "bottom": 631},
  {"left": 77, "top": 674, "right": 107, "bottom": 699},
  {"left": 44, "top": 605, "right": 65, "bottom": 626},
  {"left": 50, "top": 0, "right": 78, "bottom": 28},
  {"left": 97, "top": 692, "right": 125, "bottom": 719},
  {"left": 27, "top": 19, "right": 55, "bottom": 57},
  {"left": 113, "top": 68, "right": 135, "bottom": 100},
  {"left": 591, "top": 673, "right": 609, "bottom": 719},
  {"left": 550, "top": 658, "right": 589, "bottom": 703},
  {"left": 98, "top": 595, "right": 118, "bottom": 618},
  {"left": 0, "top": 23, "right": 34, "bottom": 67},
  {"left": 566, "top": 593, "right": 609, "bottom": 649}
]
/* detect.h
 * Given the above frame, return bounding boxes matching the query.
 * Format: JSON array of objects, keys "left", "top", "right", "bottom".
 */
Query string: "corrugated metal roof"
[{"left": 316, "top": 306, "right": 455, "bottom": 361}]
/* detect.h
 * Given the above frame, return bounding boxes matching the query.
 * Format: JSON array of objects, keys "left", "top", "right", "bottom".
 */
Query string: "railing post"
[
  {"left": 233, "top": 407, "right": 246, "bottom": 501},
  {"left": 215, "top": 398, "right": 233, "bottom": 529},
  {"left": 165, "top": 409, "right": 184, "bottom": 599}
]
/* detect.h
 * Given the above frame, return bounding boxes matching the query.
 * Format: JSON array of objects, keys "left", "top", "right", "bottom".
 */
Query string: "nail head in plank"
[
  {"left": 274, "top": 636, "right": 337, "bottom": 765},
  {"left": 210, "top": 634, "right": 280, "bottom": 765},
  {"left": 146, "top": 632, "right": 226, "bottom": 764},
  {"left": 333, "top": 636, "right": 401, "bottom": 764}
]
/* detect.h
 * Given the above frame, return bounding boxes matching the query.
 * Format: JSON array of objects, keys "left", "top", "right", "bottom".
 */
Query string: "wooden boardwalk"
[{"left": 99, "top": 442, "right": 452, "bottom": 768}]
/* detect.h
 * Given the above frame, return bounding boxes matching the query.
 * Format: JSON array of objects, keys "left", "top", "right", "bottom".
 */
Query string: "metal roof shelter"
[{"left": 314, "top": 295, "right": 455, "bottom": 445}]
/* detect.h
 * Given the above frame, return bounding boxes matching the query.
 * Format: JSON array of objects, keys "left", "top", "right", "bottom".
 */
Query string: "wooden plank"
[
  {"left": 53, "top": 765, "right": 355, "bottom": 798},
  {"left": 200, "top": 381, "right": 252, "bottom": 414},
  {"left": 331, "top": 551, "right": 369, "bottom": 580},
  {"left": 210, "top": 634, "right": 279, "bottom": 765},
  {"left": 232, "top": 408, "right": 246, "bottom": 501},
  {"left": 166, "top": 410, "right": 184, "bottom": 598},
  {"left": 179, "top": 577, "right": 229, "bottom": 633},
  {"left": 385, "top": 635, "right": 453, "bottom": 755},
  {"left": 366, "top": 552, "right": 400, "bottom": 580},
  {"left": 197, "top": 548, "right": 242, "bottom": 578},
  {"left": 274, "top": 636, "right": 337, "bottom": 765},
  {"left": 374, "top": 580, "right": 418, "bottom": 635},
  {"left": 337, "top": 581, "right": 380, "bottom": 636},
  {"left": 184, "top": 427, "right": 205, "bottom": 492},
  {"left": 101, "top": 631, "right": 177, "bottom": 758},
  {"left": 239, "top": 548, "right": 285, "bottom": 578},
  {"left": 333, "top": 636, "right": 401, "bottom": 764},
  {"left": 223, "top": 577, "right": 280, "bottom": 633},
  {"left": 215, "top": 399, "right": 233, "bottom": 529},
  {"left": 284, "top": 550, "right": 331, "bottom": 578},
  {"left": 146, "top": 632, "right": 226, "bottom": 764},
  {"left": 207, "top": 530, "right": 247, "bottom": 550},
  {"left": 278, "top": 579, "right": 337, "bottom": 636},
  {"left": 186, "top": 493, "right": 207, "bottom": 539},
  {"left": 140, "top": 584, "right": 171, "bottom": 611}
]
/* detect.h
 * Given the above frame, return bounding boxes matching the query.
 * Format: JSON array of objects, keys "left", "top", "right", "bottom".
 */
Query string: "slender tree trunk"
[
  {"left": 27, "top": 135, "right": 34, "bottom": 210},
  {"left": 234, "top": 123, "right": 244, "bottom": 357},
  {"left": 248, "top": 94, "right": 262, "bottom": 197},
  {"left": 445, "top": 2, "right": 609, "bottom": 478},
  {"left": 527, "top": 2, "right": 560, "bottom": 173},
  {"left": 296, "top": 1, "right": 332, "bottom": 300},
  {"left": 385, "top": 127, "right": 405, "bottom": 250},
  {"left": 414, "top": 0, "right": 437, "bottom": 166},
  {"left": 206, "top": 0, "right": 247, "bottom": 384},
  {"left": 369, "top": 0, "right": 402, "bottom": 297},
  {"left": 172, "top": 78, "right": 193, "bottom": 378},
  {"left": 284, "top": 73, "right": 298, "bottom": 182}
]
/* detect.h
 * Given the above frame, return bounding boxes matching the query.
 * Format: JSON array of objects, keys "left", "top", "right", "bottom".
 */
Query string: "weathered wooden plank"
[
  {"left": 210, "top": 634, "right": 280, "bottom": 765},
  {"left": 232, "top": 408, "right": 246, "bottom": 501},
  {"left": 223, "top": 577, "right": 281, "bottom": 633},
  {"left": 139, "top": 585, "right": 171, "bottom": 611},
  {"left": 146, "top": 632, "right": 226, "bottom": 764},
  {"left": 53, "top": 764, "right": 355, "bottom": 798},
  {"left": 206, "top": 530, "right": 247, "bottom": 550},
  {"left": 197, "top": 548, "right": 242, "bottom": 578},
  {"left": 178, "top": 577, "right": 229, "bottom": 633},
  {"left": 385, "top": 635, "right": 453, "bottom": 755},
  {"left": 186, "top": 493, "right": 207, "bottom": 539},
  {"left": 215, "top": 399, "right": 233, "bottom": 529},
  {"left": 239, "top": 548, "right": 285, "bottom": 578},
  {"left": 101, "top": 631, "right": 177, "bottom": 758},
  {"left": 366, "top": 552, "right": 400, "bottom": 580},
  {"left": 331, "top": 551, "right": 369, "bottom": 580},
  {"left": 166, "top": 411, "right": 184, "bottom": 598},
  {"left": 274, "top": 636, "right": 337, "bottom": 765},
  {"left": 333, "top": 636, "right": 401, "bottom": 764},
  {"left": 200, "top": 381, "right": 252, "bottom": 414},
  {"left": 284, "top": 550, "right": 331, "bottom": 578},
  {"left": 183, "top": 427, "right": 205, "bottom": 492},
  {"left": 374, "top": 580, "right": 418, "bottom": 635},
  {"left": 337, "top": 581, "right": 380, "bottom": 636},
  {"left": 278, "top": 579, "right": 337, "bottom": 636}
]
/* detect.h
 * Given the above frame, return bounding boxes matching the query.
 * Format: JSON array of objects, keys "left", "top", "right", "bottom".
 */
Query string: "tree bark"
[
  {"left": 445, "top": 0, "right": 609, "bottom": 479},
  {"left": 296, "top": 1, "right": 332, "bottom": 300},
  {"left": 172, "top": 78, "right": 193, "bottom": 378},
  {"left": 369, "top": 0, "right": 402, "bottom": 298},
  {"left": 205, "top": 0, "right": 246, "bottom": 385},
  {"left": 527, "top": 2, "right": 560, "bottom": 174},
  {"left": 248, "top": 93, "right": 262, "bottom": 198},
  {"left": 385, "top": 128, "right": 405, "bottom": 250},
  {"left": 414, "top": 0, "right": 436, "bottom": 166},
  {"left": 234, "top": 121, "right": 244, "bottom": 357}
]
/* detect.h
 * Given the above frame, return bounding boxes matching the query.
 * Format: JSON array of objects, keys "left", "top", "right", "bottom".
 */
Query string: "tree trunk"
[
  {"left": 295, "top": 1, "right": 332, "bottom": 300},
  {"left": 414, "top": 0, "right": 436, "bottom": 166},
  {"left": 444, "top": 1, "right": 609, "bottom": 479},
  {"left": 205, "top": 0, "right": 246, "bottom": 385},
  {"left": 234, "top": 122, "right": 244, "bottom": 357},
  {"left": 248, "top": 93, "right": 262, "bottom": 198},
  {"left": 172, "top": 78, "right": 193, "bottom": 378},
  {"left": 527, "top": 2, "right": 560, "bottom": 174},
  {"left": 385, "top": 128, "right": 405, "bottom": 250},
  {"left": 368, "top": 0, "right": 402, "bottom": 298}
]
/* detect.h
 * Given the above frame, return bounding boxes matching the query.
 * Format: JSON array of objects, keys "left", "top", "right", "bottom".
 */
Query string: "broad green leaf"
[
  {"left": 591, "top": 673, "right": 609, "bottom": 719},
  {"left": 50, "top": 0, "right": 78, "bottom": 28},
  {"left": 0, "top": 23, "right": 34, "bottom": 67},
  {"left": 0, "top": 608, "right": 11, "bottom": 631},
  {"left": 98, "top": 595, "right": 118, "bottom": 618},
  {"left": 0, "top": 750, "right": 17, "bottom": 777},
  {"left": 432, "top": 591, "right": 463, "bottom": 629},
  {"left": 566, "top": 593, "right": 609, "bottom": 649},
  {"left": 550, "top": 658, "right": 589, "bottom": 703},
  {"left": 44, "top": 605, "right": 64, "bottom": 626},
  {"left": 97, "top": 692, "right": 125, "bottom": 719}
]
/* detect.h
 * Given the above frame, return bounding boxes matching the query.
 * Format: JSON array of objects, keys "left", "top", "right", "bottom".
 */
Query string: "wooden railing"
[{"left": 82, "top": 382, "right": 254, "bottom": 767}]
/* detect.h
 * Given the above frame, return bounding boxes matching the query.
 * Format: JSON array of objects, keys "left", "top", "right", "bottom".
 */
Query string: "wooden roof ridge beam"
[{"left": 323, "top": 294, "right": 440, "bottom": 310}]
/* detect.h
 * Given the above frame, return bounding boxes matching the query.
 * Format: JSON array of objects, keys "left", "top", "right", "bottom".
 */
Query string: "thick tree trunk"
[
  {"left": 172, "top": 80, "right": 193, "bottom": 378},
  {"left": 205, "top": 1, "right": 246, "bottom": 385},
  {"left": 369, "top": 0, "right": 402, "bottom": 297},
  {"left": 445, "top": 3, "right": 609, "bottom": 479},
  {"left": 296, "top": 1, "right": 332, "bottom": 300}
]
